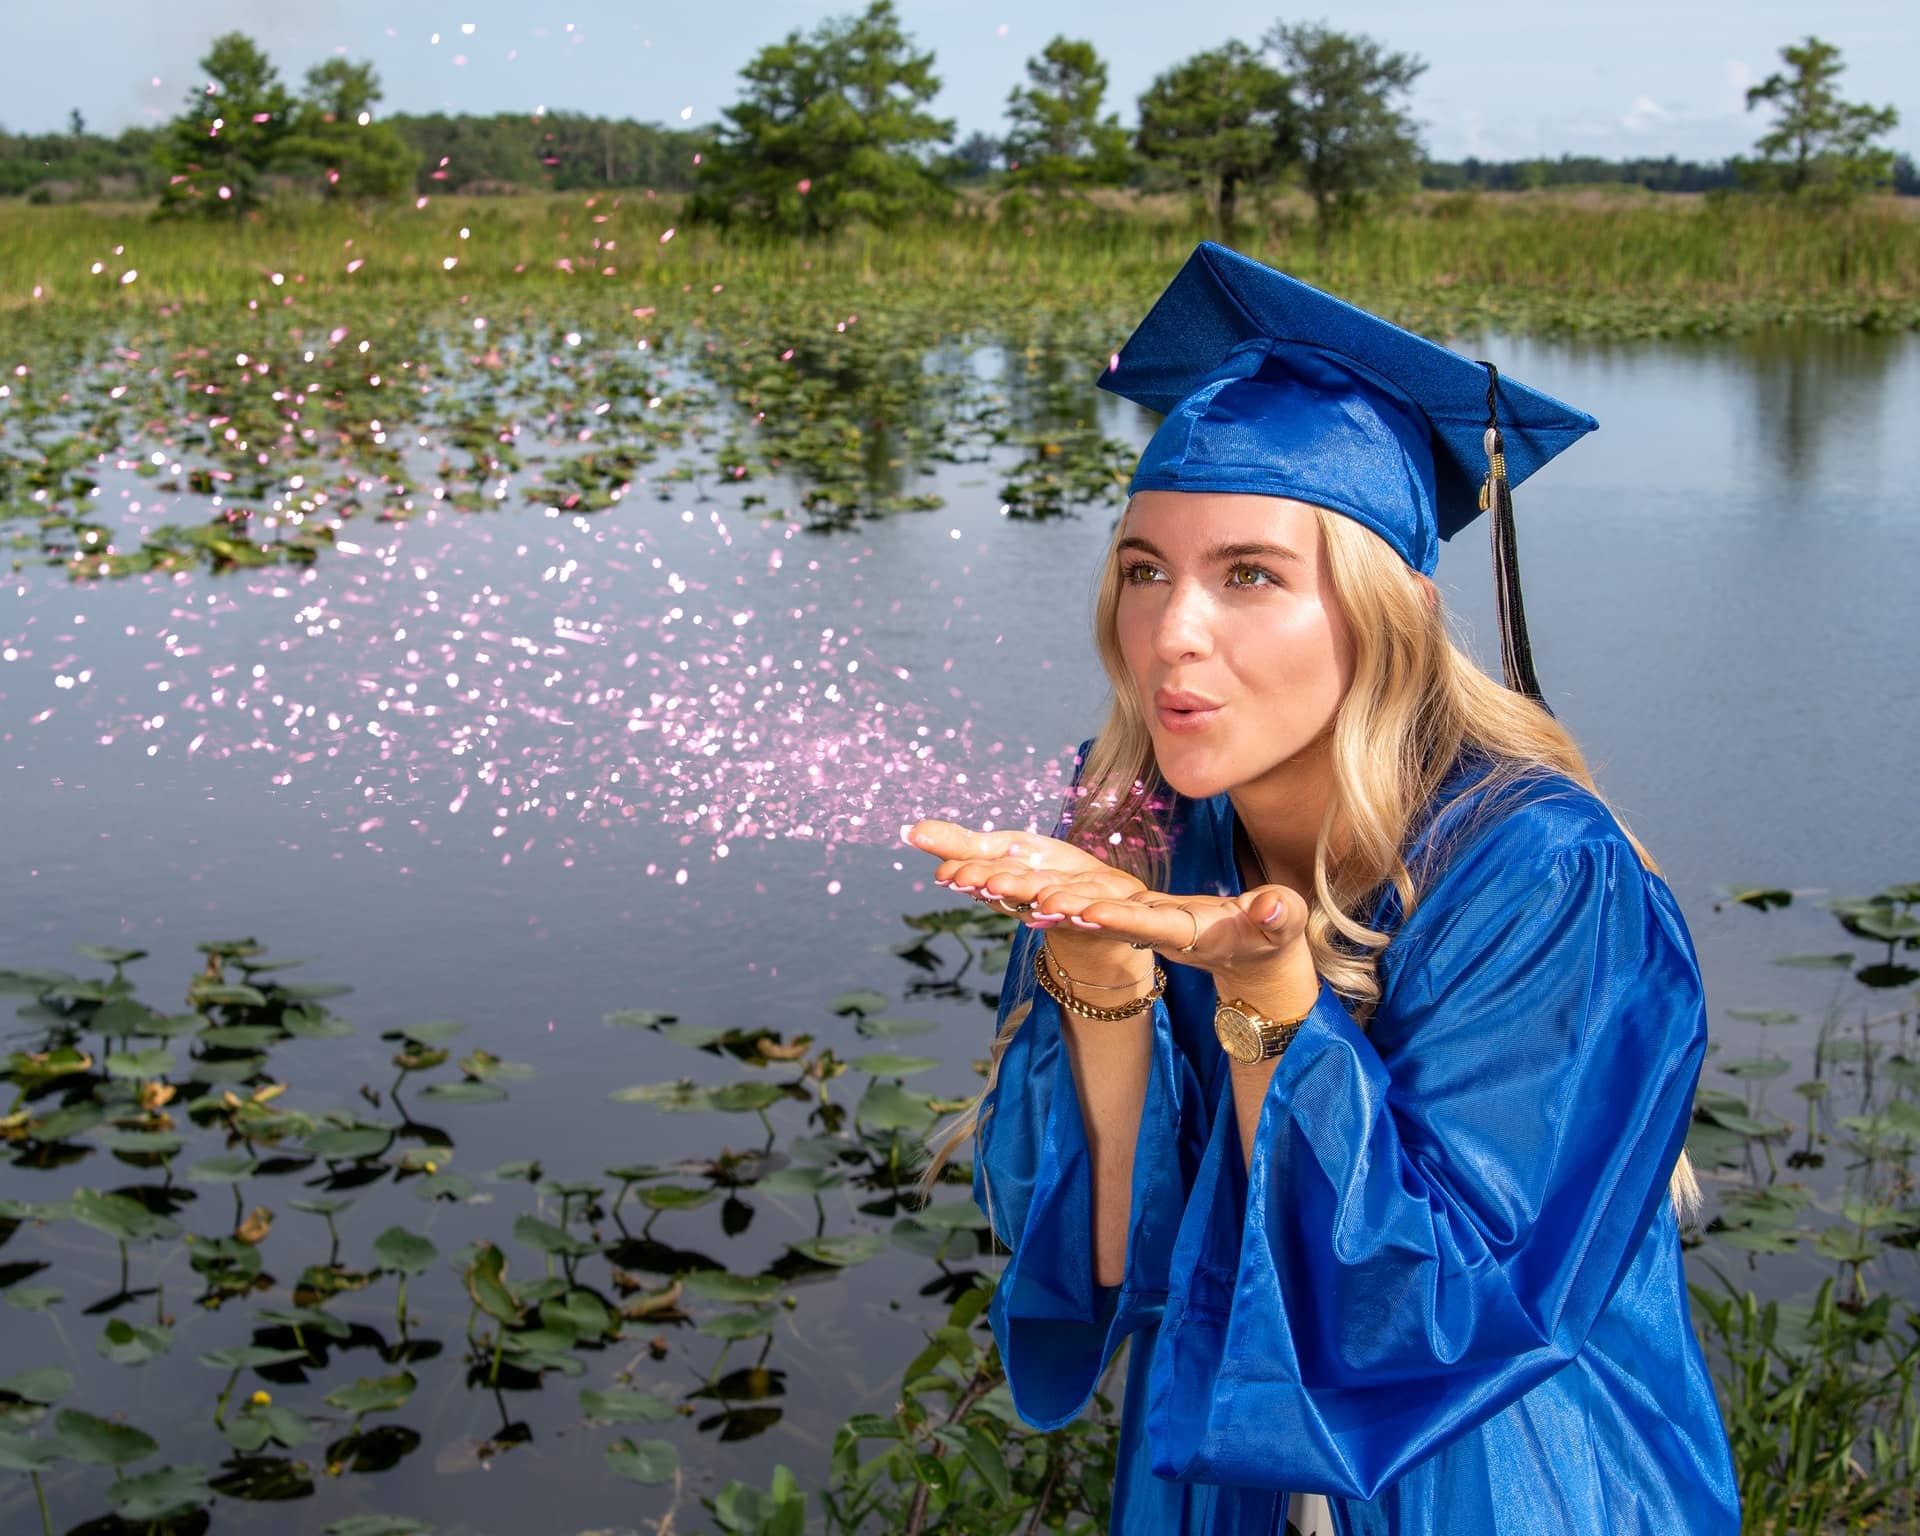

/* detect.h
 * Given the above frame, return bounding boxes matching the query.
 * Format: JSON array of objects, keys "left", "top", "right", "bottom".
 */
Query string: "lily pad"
[
  {"left": 54, "top": 1406, "right": 158, "bottom": 1466},
  {"left": 372, "top": 1227, "right": 438, "bottom": 1275},
  {"left": 109, "top": 1463, "right": 211, "bottom": 1520},
  {"left": 0, "top": 1366, "right": 73, "bottom": 1404},
  {"left": 98, "top": 1318, "right": 174, "bottom": 1366},
  {"left": 789, "top": 1233, "right": 886, "bottom": 1268},
  {"left": 605, "top": 1436, "right": 679, "bottom": 1485},
  {"left": 324, "top": 1371, "right": 417, "bottom": 1416},
  {"left": 829, "top": 989, "right": 890, "bottom": 1016},
  {"left": 580, "top": 1387, "right": 677, "bottom": 1423}
]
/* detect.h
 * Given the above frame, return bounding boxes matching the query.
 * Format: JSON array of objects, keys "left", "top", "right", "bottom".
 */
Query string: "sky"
[{"left": 4, "top": 0, "right": 1914, "bottom": 165}]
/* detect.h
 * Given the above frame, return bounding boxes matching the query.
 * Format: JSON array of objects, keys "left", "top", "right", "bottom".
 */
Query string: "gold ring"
[{"left": 1177, "top": 905, "right": 1199, "bottom": 953}]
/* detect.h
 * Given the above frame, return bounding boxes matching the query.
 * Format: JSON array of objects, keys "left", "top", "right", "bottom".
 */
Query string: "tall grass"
[{"left": 2, "top": 191, "right": 1915, "bottom": 335}]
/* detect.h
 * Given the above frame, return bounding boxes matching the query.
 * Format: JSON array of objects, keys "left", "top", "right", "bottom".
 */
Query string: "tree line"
[{"left": 2, "top": 10, "right": 1908, "bottom": 234}]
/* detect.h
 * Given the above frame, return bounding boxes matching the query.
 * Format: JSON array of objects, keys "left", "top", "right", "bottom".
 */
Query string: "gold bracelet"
[
  {"left": 1033, "top": 942, "right": 1165, "bottom": 1022},
  {"left": 1042, "top": 939, "right": 1151, "bottom": 991}
]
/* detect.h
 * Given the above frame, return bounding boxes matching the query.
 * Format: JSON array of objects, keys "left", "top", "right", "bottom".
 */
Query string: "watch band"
[{"left": 1213, "top": 996, "right": 1311, "bottom": 1064}]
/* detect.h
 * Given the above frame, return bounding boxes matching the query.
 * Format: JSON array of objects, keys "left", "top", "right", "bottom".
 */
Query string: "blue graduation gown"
[{"left": 972, "top": 765, "right": 1741, "bottom": 1534}]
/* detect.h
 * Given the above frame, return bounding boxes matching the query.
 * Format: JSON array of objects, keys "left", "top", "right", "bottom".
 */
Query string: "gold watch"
[{"left": 1213, "top": 996, "right": 1309, "bottom": 1064}]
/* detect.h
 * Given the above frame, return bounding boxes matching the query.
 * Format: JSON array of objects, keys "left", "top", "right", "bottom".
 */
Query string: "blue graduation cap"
[{"left": 1096, "top": 241, "right": 1597, "bottom": 704}]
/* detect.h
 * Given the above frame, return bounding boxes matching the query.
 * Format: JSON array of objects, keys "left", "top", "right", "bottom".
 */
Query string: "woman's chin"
[{"left": 1152, "top": 744, "right": 1237, "bottom": 803}]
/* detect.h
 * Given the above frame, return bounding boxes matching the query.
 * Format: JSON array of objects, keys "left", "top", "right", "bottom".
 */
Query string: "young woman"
[{"left": 907, "top": 245, "right": 1740, "bottom": 1534}]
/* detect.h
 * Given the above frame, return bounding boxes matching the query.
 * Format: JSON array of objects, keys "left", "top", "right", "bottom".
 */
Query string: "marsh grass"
[{"left": 3, "top": 191, "right": 1918, "bottom": 336}]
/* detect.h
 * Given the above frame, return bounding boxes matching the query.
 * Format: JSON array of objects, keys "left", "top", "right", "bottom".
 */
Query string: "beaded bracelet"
[{"left": 1033, "top": 942, "right": 1165, "bottom": 1022}]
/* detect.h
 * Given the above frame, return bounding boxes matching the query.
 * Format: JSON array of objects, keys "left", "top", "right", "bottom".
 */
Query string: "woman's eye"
[
  {"left": 1226, "top": 563, "right": 1276, "bottom": 588},
  {"left": 1120, "top": 562, "right": 1165, "bottom": 585}
]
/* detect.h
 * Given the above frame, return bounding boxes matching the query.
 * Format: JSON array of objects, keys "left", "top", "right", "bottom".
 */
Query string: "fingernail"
[
  {"left": 951, "top": 883, "right": 976, "bottom": 893},
  {"left": 1069, "top": 915, "right": 1102, "bottom": 930},
  {"left": 1028, "top": 913, "right": 1063, "bottom": 926},
  {"left": 1262, "top": 906, "right": 1285, "bottom": 925}
]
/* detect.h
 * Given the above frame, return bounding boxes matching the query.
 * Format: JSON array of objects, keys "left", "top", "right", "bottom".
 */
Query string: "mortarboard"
[{"left": 1096, "top": 241, "right": 1597, "bottom": 705}]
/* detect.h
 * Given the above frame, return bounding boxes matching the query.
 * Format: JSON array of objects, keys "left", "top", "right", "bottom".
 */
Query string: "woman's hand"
[
  {"left": 905, "top": 820, "right": 1152, "bottom": 987},
  {"left": 904, "top": 821, "right": 1320, "bottom": 1016}
]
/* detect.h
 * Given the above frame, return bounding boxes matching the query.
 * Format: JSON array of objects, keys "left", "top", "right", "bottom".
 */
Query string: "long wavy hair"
[{"left": 915, "top": 500, "right": 1702, "bottom": 1227}]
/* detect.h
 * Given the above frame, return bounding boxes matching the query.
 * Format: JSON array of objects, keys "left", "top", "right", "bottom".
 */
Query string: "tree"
[
  {"left": 153, "top": 32, "right": 295, "bottom": 216},
  {"left": 1136, "top": 41, "right": 1291, "bottom": 229},
  {"left": 1741, "top": 36, "right": 1899, "bottom": 198},
  {"left": 277, "top": 57, "right": 416, "bottom": 199},
  {"left": 1003, "top": 37, "right": 1132, "bottom": 201},
  {"left": 68, "top": 108, "right": 85, "bottom": 139},
  {"left": 1262, "top": 22, "right": 1425, "bottom": 241},
  {"left": 689, "top": 0, "right": 953, "bottom": 234}
]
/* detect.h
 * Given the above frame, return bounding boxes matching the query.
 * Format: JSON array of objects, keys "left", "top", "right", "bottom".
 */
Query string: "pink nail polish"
[{"left": 1070, "top": 915, "right": 1102, "bottom": 930}]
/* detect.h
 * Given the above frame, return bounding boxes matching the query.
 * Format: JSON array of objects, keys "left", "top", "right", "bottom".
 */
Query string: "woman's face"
[{"left": 1113, "top": 491, "right": 1356, "bottom": 803}]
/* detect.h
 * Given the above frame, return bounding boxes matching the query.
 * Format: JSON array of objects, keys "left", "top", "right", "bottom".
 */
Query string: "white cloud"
[{"left": 1622, "top": 95, "right": 1671, "bottom": 135}]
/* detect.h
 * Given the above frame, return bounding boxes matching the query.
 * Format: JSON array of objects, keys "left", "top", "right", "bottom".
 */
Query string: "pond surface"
[{"left": 2, "top": 322, "right": 1917, "bottom": 1532}]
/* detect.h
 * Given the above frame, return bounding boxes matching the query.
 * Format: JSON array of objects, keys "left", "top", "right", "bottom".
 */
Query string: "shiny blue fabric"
[
  {"left": 1097, "top": 243, "right": 1598, "bottom": 574},
  {"left": 972, "top": 762, "right": 1741, "bottom": 1534}
]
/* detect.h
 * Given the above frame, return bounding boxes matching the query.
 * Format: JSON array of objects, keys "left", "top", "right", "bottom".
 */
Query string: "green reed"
[{"left": 3, "top": 192, "right": 1917, "bottom": 335}]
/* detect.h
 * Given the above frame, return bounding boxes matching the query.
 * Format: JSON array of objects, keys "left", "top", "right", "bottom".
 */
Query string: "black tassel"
[{"left": 1475, "top": 362, "right": 1550, "bottom": 713}]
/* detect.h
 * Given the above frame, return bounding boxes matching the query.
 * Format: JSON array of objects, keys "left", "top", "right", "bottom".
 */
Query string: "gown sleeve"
[
  {"left": 1144, "top": 829, "right": 1708, "bottom": 1499},
  {"left": 976, "top": 916, "right": 1214, "bottom": 1430}
]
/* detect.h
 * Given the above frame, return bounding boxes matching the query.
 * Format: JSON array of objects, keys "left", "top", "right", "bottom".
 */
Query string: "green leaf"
[
  {"left": 1725, "top": 1008, "right": 1797, "bottom": 1026},
  {"left": 0, "top": 1431, "right": 62, "bottom": 1472},
  {"left": 191, "top": 982, "right": 268, "bottom": 1006},
  {"left": 54, "top": 1406, "right": 158, "bottom": 1466},
  {"left": 224, "top": 1402, "right": 313, "bottom": 1452},
  {"left": 789, "top": 1233, "right": 885, "bottom": 1268},
  {"left": 856, "top": 1080, "right": 937, "bottom": 1134},
  {"left": 104, "top": 1047, "right": 174, "bottom": 1079},
  {"left": 609, "top": 1079, "right": 712, "bottom": 1110},
  {"left": 78, "top": 943, "right": 148, "bottom": 966},
  {"left": 108, "top": 1463, "right": 210, "bottom": 1520},
  {"left": 638, "top": 1184, "right": 718, "bottom": 1211},
  {"left": 199, "top": 1345, "right": 310, "bottom": 1371},
  {"left": 388, "top": 1019, "right": 467, "bottom": 1045},
  {"left": 707, "top": 1080, "right": 787, "bottom": 1113},
  {"left": 696, "top": 1306, "right": 777, "bottom": 1339},
  {"left": 372, "top": 1227, "right": 438, "bottom": 1275},
  {"left": 851, "top": 1053, "right": 941, "bottom": 1076},
  {"left": 958, "top": 1423, "right": 1011, "bottom": 1501},
  {"left": 604, "top": 1008, "right": 679, "bottom": 1029},
  {"left": 756, "top": 1165, "right": 846, "bottom": 1196},
  {"left": 307, "top": 1124, "right": 393, "bottom": 1160},
  {"left": 829, "top": 989, "right": 889, "bottom": 1016},
  {"left": 580, "top": 1387, "right": 677, "bottom": 1424},
  {"left": 98, "top": 1318, "right": 173, "bottom": 1366},
  {"left": 199, "top": 1024, "right": 286, "bottom": 1049},
  {"left": 188, "top": 1151, "right": 260, "bottom": 1183},
  {"left": 1718, "top": 1056, "right": 1791, "bottom": 1080},
  {"left": 0, "top": 1366, "right": 73, "bottom": 1404},
  {"left": 324, "top": 1518, "right": 434, "bottom": 1536},
  {"left": 1771, "top": 952, "right": 1855, "bottom": 970},
  {"left": 679, "top": 1270, "right": 783, "bottom": 1304},
  {"left": 417, "top": 1080, "right": 509, "bottom": 1104},
  {"left": 70, "top": 1187, "right": 177, "bottom": 1242},
  {"left": 605, "top": 1436, "right": 679, "bottom": 1485},
  {"left": 324, "top": 1371, "right": 417, "bottom": 1416},
  {"left": 3, "top": 1286, "right": 62, "bottom": 1313}
]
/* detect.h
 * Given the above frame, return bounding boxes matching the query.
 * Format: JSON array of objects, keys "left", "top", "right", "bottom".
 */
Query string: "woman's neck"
[{"left": 1229, "top": 735, "right": 1338, "bottom": 895}]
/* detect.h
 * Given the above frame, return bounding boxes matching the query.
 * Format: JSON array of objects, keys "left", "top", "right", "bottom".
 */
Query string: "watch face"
[{"left": 1214, "top": 1004, "right": 1261, "bottom": 1063}]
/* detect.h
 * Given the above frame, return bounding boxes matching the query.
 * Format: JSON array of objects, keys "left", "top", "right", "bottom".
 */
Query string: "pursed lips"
[{"left": 1154, "top": 688, "right": 1223, "bottom": 733}]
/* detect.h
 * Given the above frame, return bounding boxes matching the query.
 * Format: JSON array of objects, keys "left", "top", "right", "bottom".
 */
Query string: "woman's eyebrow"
[{"left": 1117, "top": 536, "right": 1303, "bottom": 565}]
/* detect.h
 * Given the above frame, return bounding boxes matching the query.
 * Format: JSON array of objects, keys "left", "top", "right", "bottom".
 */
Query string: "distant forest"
[{"left": 7, "top": 111, "right": 1916, "bottom": 202}]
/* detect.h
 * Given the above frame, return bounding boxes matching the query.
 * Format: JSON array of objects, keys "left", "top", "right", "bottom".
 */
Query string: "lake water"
[{"left": 3, "top": 323, "right": 1917, "bottom": 1530}]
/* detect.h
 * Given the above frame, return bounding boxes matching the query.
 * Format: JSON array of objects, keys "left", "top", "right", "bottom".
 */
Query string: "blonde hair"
[{"left": 915, "top": 502, "right": 1702, "bottom": 1229}]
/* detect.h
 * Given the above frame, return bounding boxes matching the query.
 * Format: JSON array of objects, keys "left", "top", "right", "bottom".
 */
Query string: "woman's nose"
[{"left": 1153, "top": 582, "right": 1213, "bottom": 662}]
